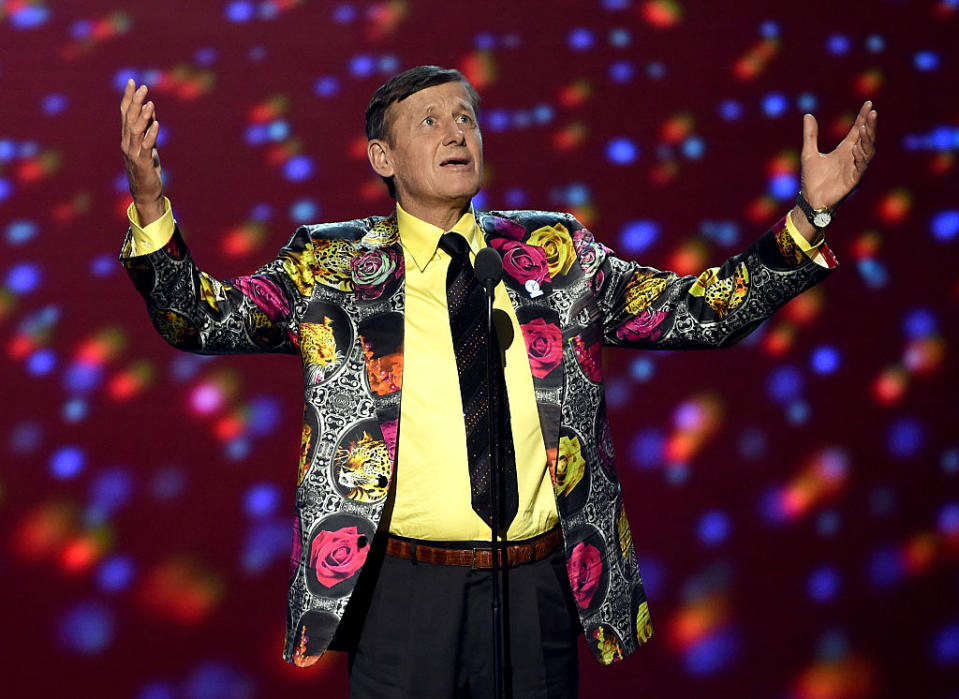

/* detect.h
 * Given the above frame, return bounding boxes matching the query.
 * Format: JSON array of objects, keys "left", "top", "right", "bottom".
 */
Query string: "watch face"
[{"left": 813, "top": 211, "right": 832, "bottom": 228}]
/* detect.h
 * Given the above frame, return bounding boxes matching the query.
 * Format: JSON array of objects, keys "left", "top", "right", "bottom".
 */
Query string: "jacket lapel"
[{"left": 480, "top": 213, "right": 565, "bottom": 482}]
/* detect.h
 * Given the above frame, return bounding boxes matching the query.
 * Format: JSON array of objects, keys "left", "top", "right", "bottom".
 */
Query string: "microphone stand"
[{"left": 476, "top": 247, "right": 508, "bottom": 699}]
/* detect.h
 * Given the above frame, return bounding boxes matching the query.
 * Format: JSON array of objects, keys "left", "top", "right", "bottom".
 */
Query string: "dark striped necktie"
[{"left": 439, "top": 232, "right": 518, "bottom": 530}]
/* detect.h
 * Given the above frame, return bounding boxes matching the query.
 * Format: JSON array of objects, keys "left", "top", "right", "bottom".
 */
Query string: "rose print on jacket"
[
  {"left": 520, "top": 318, "right": 563, "bottom": 378},
  {"left": 490, "top": 238, "right": 550, "bottom": 288},
  {"left": 552, "top": 434, "right": 586, "bottom": 497},
  {"left": 572, "top": 333, "right": 602, "bottom": 382},
  {"left": 528, "top": 223, "right": 576, "bottom": 278},
  {"left": 350, "top": 248, "right": 403, "bottom": 300},
  {"left": 232, "top": 275, "right": 291, "bottom": 321},
  {"left": 309, "top": 525, "right": 370, "bottom": 589},
  {"left": 567, "top": 541, "right": 603, "bottom": 608},
  {"left": 616, "top": 309, "right": 668, "bottom": 343}
]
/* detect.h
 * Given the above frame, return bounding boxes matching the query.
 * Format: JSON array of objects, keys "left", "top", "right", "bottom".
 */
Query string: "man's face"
[{"left": 373, "top": 81, "right": 483, "bottom": 212}]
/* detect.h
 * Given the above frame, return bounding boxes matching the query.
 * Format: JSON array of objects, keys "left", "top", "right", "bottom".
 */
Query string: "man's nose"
[{"left": 443, "top": 120, "right": 466, "bottom": 145}]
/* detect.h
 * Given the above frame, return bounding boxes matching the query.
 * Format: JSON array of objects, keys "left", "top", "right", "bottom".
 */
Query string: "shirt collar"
[{"left": 396, "top": 202, "right": 480, "bottom": 272}]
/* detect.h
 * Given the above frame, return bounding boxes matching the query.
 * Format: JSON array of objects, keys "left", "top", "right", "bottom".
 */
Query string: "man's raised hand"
[
  {"left": 800, "top": 100, "right": 878, "bottom": 212},
  {"left": 120, "top": 79, "right": 164, "bottom": 226}
]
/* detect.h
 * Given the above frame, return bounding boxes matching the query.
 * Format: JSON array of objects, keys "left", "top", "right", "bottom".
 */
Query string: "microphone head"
[{"left": 474, "top": 247, "right": 504, "bottom": 285}]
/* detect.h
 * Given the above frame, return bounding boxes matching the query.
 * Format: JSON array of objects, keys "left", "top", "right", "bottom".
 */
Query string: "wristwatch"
[{"left": 796, "top": 191, "right": 833, "bottom": 229}]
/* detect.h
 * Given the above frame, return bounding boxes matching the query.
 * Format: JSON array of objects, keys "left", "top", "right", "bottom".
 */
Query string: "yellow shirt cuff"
[
  {"left": 127, "top": 197, "right": 174, "bottom": 256},
  {"left": 785, "top": 210, "right": 828, "bottom": 268}
]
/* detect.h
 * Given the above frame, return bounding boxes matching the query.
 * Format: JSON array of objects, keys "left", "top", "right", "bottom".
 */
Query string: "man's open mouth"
[{"left": 440, "top": 158, "right": 470, "bottom": 167}]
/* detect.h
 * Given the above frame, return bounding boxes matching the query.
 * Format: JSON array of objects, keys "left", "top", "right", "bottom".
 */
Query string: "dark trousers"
[{"left": 338, "top": 537, "right": 581, "bottom": 698}]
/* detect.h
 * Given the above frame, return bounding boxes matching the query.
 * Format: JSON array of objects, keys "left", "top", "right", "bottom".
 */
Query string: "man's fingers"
[
  {"left": 802, "top": 113, "right": 819, "bottom": 159},
  {"left": 142, "top": 120, "right": 160, "bottom": 151},
  {"left": 120, "top": 79, "right": 135, "bottom": 117},
  {"left": 842, "top": 101, "right": 872, "bottom": 146}
]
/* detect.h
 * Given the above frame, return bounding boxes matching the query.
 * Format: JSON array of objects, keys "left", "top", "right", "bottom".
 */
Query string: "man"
[{"left": 120, "top": 65, "right": 876, "bottom": 697}]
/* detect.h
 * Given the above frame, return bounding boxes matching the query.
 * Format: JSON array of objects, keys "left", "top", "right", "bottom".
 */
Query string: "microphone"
[{"left": 474, "top": 247, "right": 503, "bottom": 299}]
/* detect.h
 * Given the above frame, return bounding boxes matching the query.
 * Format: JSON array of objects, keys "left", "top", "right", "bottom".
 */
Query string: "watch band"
[{"left": 796, "top": 191, "right": 834, "bottom": 229}]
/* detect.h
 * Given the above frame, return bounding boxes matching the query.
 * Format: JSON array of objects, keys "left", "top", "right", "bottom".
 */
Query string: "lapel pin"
[{"left": 525, "top": 279, "right": 543, "bottom": 298}]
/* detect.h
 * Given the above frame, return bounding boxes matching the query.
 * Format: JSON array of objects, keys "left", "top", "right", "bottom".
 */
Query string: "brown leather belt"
[{"left": 385, "top": 527, "right": 562, "bottom": 569}]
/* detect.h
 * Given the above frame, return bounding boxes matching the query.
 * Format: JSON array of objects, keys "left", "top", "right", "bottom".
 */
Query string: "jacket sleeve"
[
  {"left": 571, "top": 214, "right": 837, "bottom": 350},
  {"left": 119, "top": 223, "right": 313, "bottom": 355}
]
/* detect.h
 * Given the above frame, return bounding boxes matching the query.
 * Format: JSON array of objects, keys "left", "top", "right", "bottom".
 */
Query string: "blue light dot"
[
  {"left": 71, "top": 19, "right": 93, "bottom": 39},
  {"left": 759, "top": 20, "right": 779, "bottom": 39},
  {"left": 62, "top": 398, "right": 88, "bottom": 423},
  {"left": 58, "top": 602, "right": 114, "bottom": 655},
  {"left": 225, "top": 1, "right": 254, "bottom": 22},
  {"left": 0, "top": 139, "right": 16, "bottom": 161},
  {"left": 64, "top": 362, "right": 103, "bottom": 393},
  {"left": 245, "top": 482, "right": 281, "bottom": 518},
  {"left": 630, "top": 357, "right": 655, "bottom": 382},
  {"left": 471, "top": 190, "right": 488, "bottom": 210},
  {"left": 606, "top": 377, "right": 630, "bottom": 408},
  {"left": 247, "top": 396, "right": 282, "bottom": 436},
  {"left": 512, "top": 110, "right": 532, "bottom": 129},
  {"left": 258, "top": 1, "right": 278, "bottom": 19},
  {"left": 51, "top": 446, "right": 86, "bottom": 479},
  {"left": 914, "top": 50, "right": 940, "bottom": 72},
  {"left": 942, "top": 448, "right": 959, "bottom": 475},
  {"left": 568, "top": 28, "right": 595, "bottom": 50},
  {"left": 90, "top": 468, "right": 134, "bottom": 512},
  {"left": 332, "top": 4, "right": 357, "bottom": 23},
  {"left": 290, "top": 199, "right": 319, "bottom": 222},
  {"left": 810, "top": 345, "right": 841, "bottom": 374},
  {"left": 378, "top": 55, "right": 399, "bottom": 73},
  {"left": 865, "top": 34, "right": 885, "bottom": 53},
  {"left": 684, "top": 628, "right": 739, "bottom": 675},
  {"left": 350, "top": 54, "right": 375, "bottom": 77},
  {"left": 787, "top": 400, "right": 810, "bottom": 425},
  {"left": 817, "top": 510, "right": 841, "bottom": 537},
  {"left": 887, "top": 418, "right": 924, "bottom": 458},
  {"left": 620, "top": 220, "right": 659, "bottom": 253},
  {"left": 243, "top": 518, "right": 295, "bottom": 572},
  {"left": 533, "top": 104, "right": 554, "bottom": 123},
  {"left": 19, "top": 141, "right": 39, "bottom": 158},
  {"left": 609, "top": 60, "right": 635, "bottom": 83},
  {"left": 27, "top": 349, "right": 56, "bottom": 376},
  {"left": 796, "top": 93, "right": 818, "bottom": 111},
  {"left": 11, "top": 5, "right": 50, "bottom": 29},
  {"left": 902, "top": 308, "right": 936, "bottom": 338},
  {"left": 245, "top": 124, "right": 268, "bottom": 146},
  {"left": 931, "top": 210, "right": 959, "bottom": 241},
  {"left": 10, "top": 421, "right": 43, "bottom": 454},
  {"left": 647, "top": 62, "right": 666, "bottom": 79},
  {"left": 0, "top": 177, "right": 14, "bottom": 203},
  {"left": 938, "top": 502, "right": 959, "bottom": 535},
  {"left": 630, "top": 429, "right": 665, "bottom": 469},
  {"left": 857, "top": 257, "right": 888, "bottom": 288},
  {"left": 150, "top": 466, "right": 185, "bottom": 500},
  {"left": 283, "top": 155, "right": 314, "bottom": 182},
  {"left": 609, "top": 28, "right": 631, "bottom": 47},
  {"left": 817, "top": 629, "right": 850, "bottom": 662},
  {"left": 665, "top": 463, "right": 689, "bottom": 485},
  {"left": 606, "top": 138, "right": 639, "bottom": 164},
  {"left": 137, "top": 683, "right": 176, "bottom": 699},
  {"left": 97, "top": 555, "right": 135, "bottom": 592},
  {"left": 738, "top": 427, "right": 767, "bottom": 460},
  {"left": 194, "top": 47, "right": 217, "bottom": 66},
  {"left": 681, "top": 137, "right": 705, "bottom": 159},
  {"left": 767, "top": 365, "right": 803, "bottom": 403},
  {"left": 697, "top": 510, "right": 731, "bottom": 546},
  {"left": 248, "top": 45, "right": 267, "bottom": 61},
  {"left": 90, "top": 254, "right": 116, "bottom": 278},
  {"left": 762, "top": 92, "right": 788, "bottom": 117},
  {"left": 769, "top": 172, "right": 799, "bottom": 200},
  {"left": 718, "top": 100, "right": 743, "bottom": 121},
  {"left": 700, "top": 220, "right": 740, "bottom": 246},
  {"left": 867, "top": 547, "right": 903, "bottom": 588},
  {"left": 267, "top": 120, "right": 289, "bottom": 141},
  {"left": 807, "top": 565, "right": 841, "bottom": 602},
  {"left": 933, "top": 623, "right": 959, "bottom": 665},
  {"left": 42, "top": 94, "right": 69, "bottom": 115},
  {"left": 826, "top": 34, "right": 851, "bottom": 56},
  {"left": 565, "top": 184, "right": 591, "bottom": 207},
  {"left": 504, "top": 188, "right": 527, "bottom": 207},
  {"left": 474, "top": 32, "right": 497, "bottom": 50},
  {"left": 870, "top": 486, "right": 896, "bottom": 517},
  {"left": 226, "top": 437, "right": 251, "bottom": 460},
  {"left": 313, "top": 76, "right": 340, "bottom": 97},
  {"left": 486, "top": 110, "right": 510, "bottom": 132},
  {"left": 603, "top": 0, "right": 631, "bottom": 9},
  {"left": 183, "top": 662, "right": 253, "bottom": 699}
]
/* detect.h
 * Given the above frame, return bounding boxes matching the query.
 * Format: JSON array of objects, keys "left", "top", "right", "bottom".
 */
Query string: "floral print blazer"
[{"left": 120, "top": 209, "right": 835, "bottom": 667}]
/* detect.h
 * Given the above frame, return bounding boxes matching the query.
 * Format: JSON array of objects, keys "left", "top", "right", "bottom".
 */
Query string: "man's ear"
[{"left": 367, "top": 140, "right": 394, "bottom": 178}]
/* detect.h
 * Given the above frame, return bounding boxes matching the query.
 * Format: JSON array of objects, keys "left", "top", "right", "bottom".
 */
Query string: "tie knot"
[{"left": 439, "top": 232, "right": 470, "bottom": 259}]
